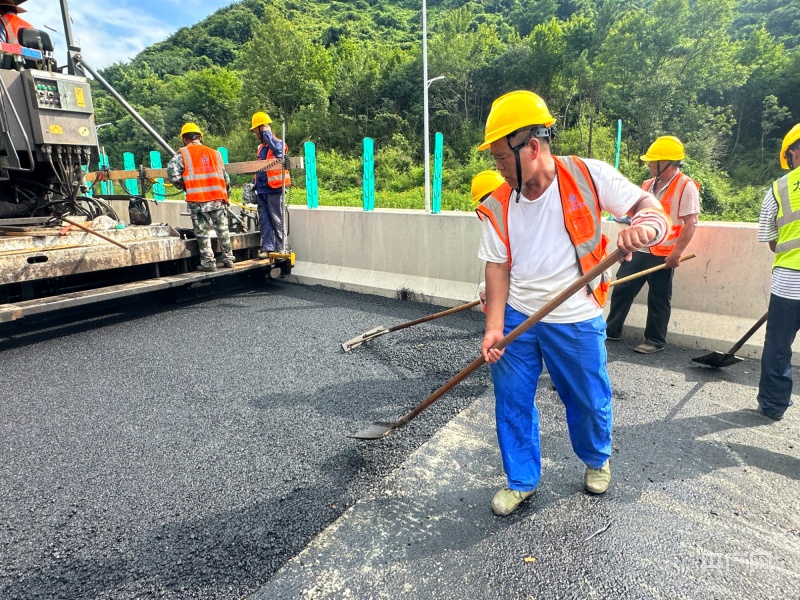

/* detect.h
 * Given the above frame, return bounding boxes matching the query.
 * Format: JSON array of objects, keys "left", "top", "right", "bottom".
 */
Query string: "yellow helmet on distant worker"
[
  {"left": 640, "top": 136, "right": 684, "bottom": 162},
  {"left": 179, "top": 122, "right": 203, "bottom": 138},
  {"left": 779, "top": 124, "right": 800, "bottom": 170},
  {"left": 478, "top": 91, "right": 556, "bottom": 151},
  {"left": 471, "top": 170, "right": 506, "bottom": 206},
  {"left": 251, "top": 112, "right": 272, "bottom": 130}
]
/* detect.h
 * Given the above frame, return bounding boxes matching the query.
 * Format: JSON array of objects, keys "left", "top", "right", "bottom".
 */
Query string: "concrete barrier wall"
[{"left": 287, "top": 206, "right": 791, "bottom": 362}]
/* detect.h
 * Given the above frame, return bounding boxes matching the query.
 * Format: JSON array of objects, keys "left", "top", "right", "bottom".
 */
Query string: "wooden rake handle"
[
  {"left": 392, "top": 248, "right": 625, "bottom": 430},
  {"left": 60, "top": 217, "right": 129, "bottom": 250},
  {"left": 389, "top": 299, "right": 481, "bottom": 332},
  {"left": 609, "top": 253, "right": 696, "bottom": 287}
]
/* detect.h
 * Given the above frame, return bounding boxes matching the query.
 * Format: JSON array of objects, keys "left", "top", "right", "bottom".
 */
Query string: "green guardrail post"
[
  {"left": 149, "top": 151, "right": 165, "bottom": 201},
  {"left": 217, "top": 146, "right": 229, "bottom": 164},
  {"left": 614, "top": 119, "right": 622, "bottom": 170},
  {"left": 304, "top": 141, "right": 318, "bottom": 208},
  {"left": 363, "top": 137, "right": 374, "bottom": 211},
  {"left": 123, "top": 152, "right": 139, "bottom": 195},
  {"left": 432, "top": 132, "right": 443, "bottom": 214}
]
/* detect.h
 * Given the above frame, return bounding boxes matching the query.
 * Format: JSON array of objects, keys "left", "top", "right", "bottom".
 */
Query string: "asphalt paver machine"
[{"left": 0, "top": 0, "right": 298, "bottom": 326}]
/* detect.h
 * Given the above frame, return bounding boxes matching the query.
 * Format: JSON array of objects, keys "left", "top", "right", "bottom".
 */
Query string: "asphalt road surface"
[
  {"left": 0, "top": 281, "right": 490, "bottom": 599},
  {"left": 2, "top": 280, "right": 799, "bottom": 599}
]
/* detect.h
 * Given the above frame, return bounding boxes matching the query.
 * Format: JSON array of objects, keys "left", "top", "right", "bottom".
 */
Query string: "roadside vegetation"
[{"left": 93, "top": 0, "right": 800, "bottom": 221}]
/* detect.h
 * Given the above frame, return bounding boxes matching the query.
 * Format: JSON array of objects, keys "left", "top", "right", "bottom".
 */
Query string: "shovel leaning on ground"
[
  {"left": 351, "top": 247, "right": 625, "bottom": 440},
  {"left": 342, "top": 300, "right": 481, "bottom": 352},
  {"left": 692, "top": 311, "right": 768, "bottom": 368}
]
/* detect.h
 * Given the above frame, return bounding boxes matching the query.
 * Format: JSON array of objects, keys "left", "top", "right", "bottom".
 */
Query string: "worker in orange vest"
[
  {"left": 0, "top": 0, "right": 32, "bottom": 44},
  {"left": 250, "top": 111, "right": 291, "bottom": 257},
  {"left": 476, "top": 91, "right": 670, "bottom": 517},
  {"left": 605, "top": 136, "right": 700, "bottom": 354},
  {"left": 167, "top": 123, "right": 235, "bottom": 272}
]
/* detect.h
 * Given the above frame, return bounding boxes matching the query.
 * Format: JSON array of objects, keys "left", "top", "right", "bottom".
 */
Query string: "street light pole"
[
  {"left": 422, "top": 1, "right": 445, "bottom": 214},
  {"left": 422, "top": 0, "right": 430, "bottom": 213}
]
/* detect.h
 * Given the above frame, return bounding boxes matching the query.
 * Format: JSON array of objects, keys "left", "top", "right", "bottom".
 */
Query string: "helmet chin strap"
[
  {"left": 507, "top": 130, "right": 535, "bottom": 202},
  {"left": 788, "top": 151, "right": 796, "bottom": 171}
]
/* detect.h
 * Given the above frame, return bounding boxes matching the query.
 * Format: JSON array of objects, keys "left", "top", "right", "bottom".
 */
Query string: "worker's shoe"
[
  {"left": 758, "top": 406, "right": 784, "bottom": 421},
  {"left": 584, "top": 460, "right": 611, "bottom": 494},
  {"left": 491, "top": 487, "right": 536, "bottom": 516},
  {"left": 257, "top": 251, "right": 270, "bottom": 259},
  {"left": 195, "top": 264, "right": 216, "bottom": 273},
  {"left": 606, "top": 334, "right": 620, "bottom": 342},
  {"left": 634, "top": 341, "right": 663, "bottom": 354},
  {"left": 221, "top": 259, "right": 235, "bottom": 268}
]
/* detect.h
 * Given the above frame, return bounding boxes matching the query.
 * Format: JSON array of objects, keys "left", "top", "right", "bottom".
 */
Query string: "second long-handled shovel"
[
  {"left": 692, "top": 311, "right": 768, "bottom": 368},
  {"left": 351, "top": 247, "right": 625, "bottom": 440},
  {"left": 342, "top": 300, "right": 481, "bottom": 352}
]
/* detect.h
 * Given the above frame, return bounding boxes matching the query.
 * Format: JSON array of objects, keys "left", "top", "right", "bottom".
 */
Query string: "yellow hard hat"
[
  {"left": 478, "top": 91, "right": 556, "bottom": 151},
  {"left": 251, "top": 112, "right": 272, "bottom": 130},
  {"left": 471, "top": 170, "right": 506, "bottom": 206},
  {"left": 780, "top": 124, "right": 800, "bottom": 170},
  {"left": 640, "top": 136, "right": 684, "bottom": 162},
  {"left": 180, "top": 122, "right": 202, "bottom": 137}
]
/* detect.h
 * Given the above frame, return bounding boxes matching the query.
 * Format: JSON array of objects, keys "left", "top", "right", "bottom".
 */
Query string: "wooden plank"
[{"left": 83, "top": 157, "right": 303, "bottom": 182}]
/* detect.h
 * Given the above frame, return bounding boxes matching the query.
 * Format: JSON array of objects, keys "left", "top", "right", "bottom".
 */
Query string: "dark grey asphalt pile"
[{"left": 0, "top": 282, "right": 491, "bottom": 600}]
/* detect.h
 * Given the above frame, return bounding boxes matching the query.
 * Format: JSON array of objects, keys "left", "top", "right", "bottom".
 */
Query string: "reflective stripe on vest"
[
  {"left": 641, "top": 172, "right": 697, "bottom": 256},
  {"left": 259, "top": 144, "right": 292, "bottom": 189},
  {"left": 180, "top": 145, "right": 228, "bottom": 203},
  {"left": 1, "top": 14, "right": 22, "bottom": 44},
  {"left": 773, "top": 169, "right": 800, "bottom": 269},
  {"left": 475, "top": 155, "right": 610, "bottom": 306}
]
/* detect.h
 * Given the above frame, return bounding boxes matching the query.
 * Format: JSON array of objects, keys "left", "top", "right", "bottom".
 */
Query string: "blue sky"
[{"left": 23, "top": 0, "right": 236, "bottom": 68}]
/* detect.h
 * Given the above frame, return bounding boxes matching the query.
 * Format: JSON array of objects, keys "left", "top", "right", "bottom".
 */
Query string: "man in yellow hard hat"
[
  {"left": 605, "top": 136, "right": 700, "bottom": 354},
  {"left": 167, "top": 123, "right": 235, "bottom": 272},
  {"left": 250, "top": 111, "right": 291, "bottom": 257},
  {"left": 756, "top": 123, "right": 800, "bottom": 421},
  {"left": 475, "top": 90, "right": 671, "bottom": 516},
  {"left": 471, "top": 170, "right": 506, "bottom": 312}
]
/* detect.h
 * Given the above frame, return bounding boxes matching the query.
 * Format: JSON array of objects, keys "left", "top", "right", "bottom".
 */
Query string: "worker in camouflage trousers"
[{"left": 167, "top": 122, "right": 235, "bottom": 272}]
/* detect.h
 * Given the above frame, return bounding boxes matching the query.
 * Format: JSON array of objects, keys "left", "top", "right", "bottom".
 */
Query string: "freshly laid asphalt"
[{"left": 1, "top": 281, "right": 799, "bottom": 599}]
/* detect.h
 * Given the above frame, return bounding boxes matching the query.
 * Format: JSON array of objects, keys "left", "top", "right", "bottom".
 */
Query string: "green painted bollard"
[
  {"left": 123, "top": 152, "right": 139, "bottom": 195},
  {"left": 217, "top": 146, "right": 229, "bottom": 164},
  {"left": 149, "top": 151, "right": 165, "bottom": 201},
  {"left": 304, "top": 141, "right": 318, "bottom": 209},
  {"left": 362, "top": 137, "right": 374, "bottom": 211},
  {"left": 614, "top": 119, "right": 622, "bottom": 170},
  {"left": 432, "top": 132, "right": 443, "bottom": 214}
]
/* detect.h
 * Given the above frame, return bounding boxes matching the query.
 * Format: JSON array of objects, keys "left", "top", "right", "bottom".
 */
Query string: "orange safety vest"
[
  {"left": 641, "top": 172, "right": 699, "bottom": 256},
  {"left": 475, "top": 155, "right": 610, "bottom": 306},
  {"left": 1, "top": 13, "right": 33, "bottom": 44},
  {"left": 258, "top": 143, "right": 291, "bottom": 189},
  {"left": 179, "top": 144, "right": 228, "bottom": 203}
]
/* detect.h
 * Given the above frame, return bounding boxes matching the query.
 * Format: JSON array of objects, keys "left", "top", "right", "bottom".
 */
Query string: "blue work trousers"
[
  {"left": 490, "top": 305, "right": 613, "bottom": 491},
  {"left": 758, "top": 293, "right": 800, "bottom": 419},
  {"left": 257, "top": 191, "right": 284, "bottom": 252}
]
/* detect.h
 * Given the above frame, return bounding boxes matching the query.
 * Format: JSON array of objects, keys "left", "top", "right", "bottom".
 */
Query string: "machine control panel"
[
  {"left": 34, "top": 79, "right": 62, "bottom": 109},
  {"left": 21, "top": 69, "right": 97, "bottom": 146}
]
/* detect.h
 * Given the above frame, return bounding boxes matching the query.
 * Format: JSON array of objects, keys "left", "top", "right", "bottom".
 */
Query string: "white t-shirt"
[{"left": 478, "top": 158, "right": 643, "bottom": 323}]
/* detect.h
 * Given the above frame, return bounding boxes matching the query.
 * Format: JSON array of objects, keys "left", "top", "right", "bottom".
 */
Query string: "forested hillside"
[{"left": 92, "top": 0, "right": 800, "bottom": 217}]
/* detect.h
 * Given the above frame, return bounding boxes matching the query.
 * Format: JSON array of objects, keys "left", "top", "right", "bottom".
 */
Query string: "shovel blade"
[
  {"left": 341, "top": 326, "right": 390, "bottom": 352},
  {"left": 350, "top": 421, "right": 397, "bottom": 440},
  {"left": 692, "top": 351, "right": 744, "bottom": 368}
]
